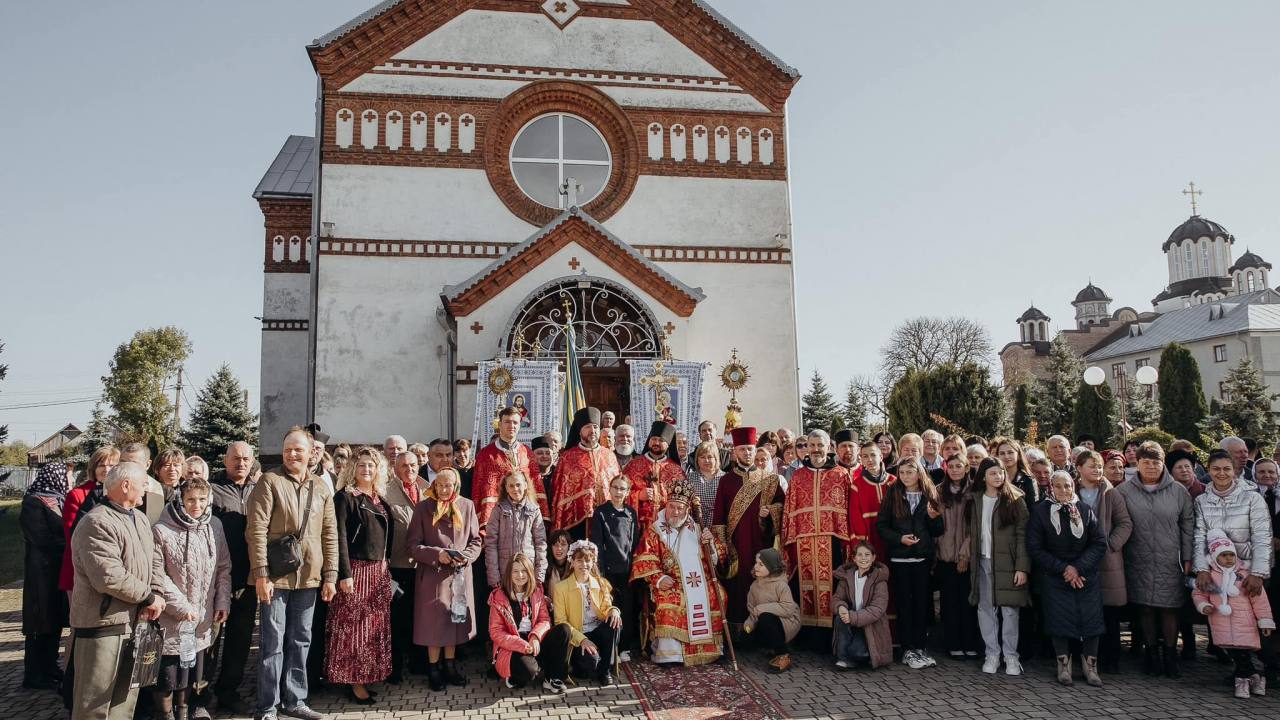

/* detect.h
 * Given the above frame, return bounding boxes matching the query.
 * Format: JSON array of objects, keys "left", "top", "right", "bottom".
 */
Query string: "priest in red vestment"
[
  {"left": 632, "top": 478, "right": 728, "bottom": 666},
  {"left": 471, "top": 406, "right": 549, "bottom": 528},
  {"left": 710, "top": 426, "right": 784, "bottom": 625},
  {"left": 847, "top": 436, "right": 897, "bottom": 558},
  {"left": 782, "top": 428, "right": 851, "bottom": 629},
  {"left": 551, "top": 407, "right": 620, "bottom": 539},
  {"left": 622, "top": 421, "right": 686, "bottom": 533}
]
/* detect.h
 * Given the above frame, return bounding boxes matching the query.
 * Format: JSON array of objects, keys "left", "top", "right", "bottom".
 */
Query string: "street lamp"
[{"left": 1084, "top": 365, "right": 1158, "bottom": 441}]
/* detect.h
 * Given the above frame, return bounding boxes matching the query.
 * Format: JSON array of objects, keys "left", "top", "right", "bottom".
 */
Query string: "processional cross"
[{"left": 639, "top": 359, "right": 678, "bottom": 421}]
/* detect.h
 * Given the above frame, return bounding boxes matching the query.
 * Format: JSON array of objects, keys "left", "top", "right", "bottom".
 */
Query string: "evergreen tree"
[
  {"left": 179, "top": 364, "right": 258, "bottom": 470},
  {"left": 102, "top": 327, "right": 191, "bottom": 449},
  {"left": 1157, "top": 342, "right": 1208, "bottom": 441},
  {"left": 1123, "top": 375, "right": 1161, "bottom": 431},
  {"left": 842, "top": 381, "right": 870, "bottom": 440},
  {"left": 888, "top": 363, "right": 1004, "bottom": 438},
  {"left": 801, "top": 370, "right": 841, "bottom": 434},
  {"left": 1012, "top": 384, "right": 1031, "bottom": 441},
  {"left": 1072, "top": 381, "right": 1115, "bottom": 445},
  {"left": 79, "top": 401, "right": 116, "bottom": 457},
  {"left": 1032, "top": 335, "right": 1082, "bottom": 437},
  {"left": 1216, "top": 357, "right": 1278, "bottom": 446}
]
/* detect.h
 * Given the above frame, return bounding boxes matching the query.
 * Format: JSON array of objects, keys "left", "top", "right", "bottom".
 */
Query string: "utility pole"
[{"left": 172, "top": 367, "right": 184, "bottom": 436}]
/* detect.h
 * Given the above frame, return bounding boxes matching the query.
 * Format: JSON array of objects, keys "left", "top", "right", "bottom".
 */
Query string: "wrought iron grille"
[{"left": 506, "top": 279, "right": 660, "bottom": 367}]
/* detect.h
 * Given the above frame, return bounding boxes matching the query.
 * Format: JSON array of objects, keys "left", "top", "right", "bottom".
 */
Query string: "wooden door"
[{"left": 580, "top": 367, "right": 629, "bottom": 420}]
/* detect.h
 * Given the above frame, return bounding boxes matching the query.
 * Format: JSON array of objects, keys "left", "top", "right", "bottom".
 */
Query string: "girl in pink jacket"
[{"left": 1193, "top": 530, "right": 1274, "bottom": 699}]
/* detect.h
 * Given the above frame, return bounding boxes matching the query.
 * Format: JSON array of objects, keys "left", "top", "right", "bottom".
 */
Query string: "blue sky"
[{"left": 3, "top": 0, "right": 1278, "bottom": 444}]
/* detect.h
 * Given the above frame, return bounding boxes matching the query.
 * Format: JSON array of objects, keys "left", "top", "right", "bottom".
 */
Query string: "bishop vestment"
[{"left": 710, "top": 465, "right": 783, "bottom": 623}]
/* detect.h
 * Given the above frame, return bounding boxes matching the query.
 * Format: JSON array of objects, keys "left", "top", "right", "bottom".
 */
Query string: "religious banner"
[
  {"left": 627, "top": 359, "right": 708, "bottom": 441},
  {"left": 472, "top": 360, "right": 561, "bottom": 446}
]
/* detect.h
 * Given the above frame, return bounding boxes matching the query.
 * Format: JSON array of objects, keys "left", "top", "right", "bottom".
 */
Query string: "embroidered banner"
[
  {"left": 472, "top": 360, "right": 562, "bottom": 446},
  {"left": 626, "top": 360, "right": 708, "bottom": 442}
]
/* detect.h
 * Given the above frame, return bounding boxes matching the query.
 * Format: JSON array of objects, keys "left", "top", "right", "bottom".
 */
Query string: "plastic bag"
[
  {"left": 450, "top": 571, "right": 469, "bottom": 624},
  {"left": 128, "top": 620, "right": 165, "bottom": 689}
]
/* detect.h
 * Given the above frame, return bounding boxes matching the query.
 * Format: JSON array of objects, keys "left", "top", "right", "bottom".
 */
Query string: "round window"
[{"left": 509, "top": 113, "right": 612, "bottom": 210}]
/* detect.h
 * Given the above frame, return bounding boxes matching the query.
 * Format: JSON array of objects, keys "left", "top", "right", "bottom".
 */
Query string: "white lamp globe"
[{"left": 1083, "top": 366, "right": 1106, "bottom": 386}]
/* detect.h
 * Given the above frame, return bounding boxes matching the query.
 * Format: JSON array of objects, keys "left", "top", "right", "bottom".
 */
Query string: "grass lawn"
[{"left": 0, "top": 498, "right": 23, "bottom": 585}]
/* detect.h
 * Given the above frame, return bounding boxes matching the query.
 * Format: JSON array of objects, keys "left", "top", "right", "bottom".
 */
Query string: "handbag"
[
  {"left": 266, "top": 479, "right": 316, "bottom": 578},
  {"left": 127, "top": 620, "right": 165, "bottom": 689}
]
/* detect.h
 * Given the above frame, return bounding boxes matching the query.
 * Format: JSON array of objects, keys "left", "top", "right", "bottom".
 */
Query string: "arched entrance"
[{"left": 502, "top": 277, "right": 661, "bottom": 421}]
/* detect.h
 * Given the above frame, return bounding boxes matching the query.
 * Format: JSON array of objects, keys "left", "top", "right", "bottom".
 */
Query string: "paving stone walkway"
[{"left": 2, "top": 587, "right": 1275, "bottom": 719}]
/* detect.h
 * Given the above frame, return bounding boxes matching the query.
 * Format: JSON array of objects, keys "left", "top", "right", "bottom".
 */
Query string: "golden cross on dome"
[{"left": 1183, "top": 181, "right": 1203, "bottom": 215}]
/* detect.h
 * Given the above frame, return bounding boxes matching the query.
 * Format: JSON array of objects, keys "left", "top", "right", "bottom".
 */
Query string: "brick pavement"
[{"left": 2, "top": 587, "right": 1275, "bottom": 719}]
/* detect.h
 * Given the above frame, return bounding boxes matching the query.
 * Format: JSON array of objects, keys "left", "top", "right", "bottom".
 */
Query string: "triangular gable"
[
  {"left": 443, "top": 207, "right": 704, "bottom": 317},
  {"left": 308, "top": 0, "right": 798, "bottom": 111}
]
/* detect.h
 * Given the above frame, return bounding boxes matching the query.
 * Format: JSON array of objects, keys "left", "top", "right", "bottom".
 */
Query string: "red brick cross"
[
  {"left": 470, "top": 321, "right": 484, "bottom": 334},
  {"left": 716, "top": 127, "right": 729, "bottom": 138},
  {"left": 413, "top": 114, "right": 425, "bottom": 124},
  {"left": 760, "top": 129, "right": 772, "bottom": 140},
  {"left": 663, "top": 321, "right": 676, "bottom": 335},
  {"left": 363, "top": 110, "right": 377, "bottom": 122},
  {"left": 338, "top": 110, "right": 352, "bottom": 121},
  {"left": 650, "top": 124, "right": 662, "bottom": 135},
  {"left": 672, "top": 126, "right": 684, "bottom": 137},
  {"left": 694, "top": 127, "right": 705, "bottom": 137},
  {"left": 554, "top": 2, "right": 567, "bottom": 12},
  {"left": 738, "top": 128, "right": 750, "bottom": 139},
  {"left": 568, "top": 257, "right": 581, "bottom": 270},
  {"left": 438, "top": 115, "right": 449, "bottom": 125},
  {"left": 461, "top": 116, "right": 473, "bottom": 126}
]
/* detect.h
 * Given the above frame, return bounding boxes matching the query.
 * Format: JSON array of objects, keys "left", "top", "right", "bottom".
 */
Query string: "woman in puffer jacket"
[
  {"left": 152, "top": 478, "right": 231, "bottom": 720},
  {"left": 484, "top": 471, "right": 548, "bottom": 589},
  {"left": 1194, "top": 450, "right": 1273, "bottom": 597}
]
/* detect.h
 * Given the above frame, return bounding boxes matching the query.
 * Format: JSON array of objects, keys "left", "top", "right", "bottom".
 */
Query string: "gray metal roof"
[
  {"left": 252, "top": 136, "right": 316, "bottom": 199},
  {"left": 1087, "top": 289, "right": 1280, "bottom": 361},
  {"left": 443, "top": 206, "right": 705, "bottom": 303},
  {"left": 309, "top": 0, "right": 798, "bottom": 78}
]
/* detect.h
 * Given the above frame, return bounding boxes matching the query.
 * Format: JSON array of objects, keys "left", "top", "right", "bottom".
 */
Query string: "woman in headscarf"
[
  {"left": 21, "top": 461, "right": 73, "bottom": 690},
  {"left": 1027, "top": 471, "right": 1107, "bottom": 687},
  {"left": 408, "top": 467, "right": 482, "bottom": 692}
]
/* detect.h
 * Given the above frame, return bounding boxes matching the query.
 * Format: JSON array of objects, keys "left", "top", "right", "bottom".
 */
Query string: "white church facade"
[{"left": 253, "top": 0, "right": 803, "bottom": 453}]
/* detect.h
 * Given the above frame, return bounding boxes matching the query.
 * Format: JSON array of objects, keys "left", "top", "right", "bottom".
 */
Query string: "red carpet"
[{"left": 622, "top": 661, "right": 789, "bottom": 720}]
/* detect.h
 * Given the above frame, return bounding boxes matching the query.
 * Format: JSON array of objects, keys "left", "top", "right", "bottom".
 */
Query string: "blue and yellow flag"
[{"left": 561, "top": 321, "right": 586, "bottom": 441}]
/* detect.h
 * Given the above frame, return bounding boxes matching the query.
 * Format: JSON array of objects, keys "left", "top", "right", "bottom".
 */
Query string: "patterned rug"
[{"left": 622, "top": 660, "right": 789, "bottom": 720}]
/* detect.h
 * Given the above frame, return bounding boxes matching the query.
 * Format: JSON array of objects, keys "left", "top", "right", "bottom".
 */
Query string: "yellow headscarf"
[{"left": 426, "top": 474, "right": 463, "bottom": 530}]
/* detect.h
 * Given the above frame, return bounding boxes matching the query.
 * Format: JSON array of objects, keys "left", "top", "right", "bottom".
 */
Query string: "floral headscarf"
[
  {"left": 27, "top": 462, "right": 70, "bottom": 500},
  {"left": 427, "top": 481, "right": 463, "bottom": 530}
]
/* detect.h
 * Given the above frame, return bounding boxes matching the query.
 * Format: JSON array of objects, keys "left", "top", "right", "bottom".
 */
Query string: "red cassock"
[
  {"left": 848, "top": 465, "right": 897, "bottom": 558},
  {"left": 710, "top": 467, "right": 783, "bottom": 624},
  {"left": 550, "top": 445, "right": 620, "bottom": 533},
  {"left": 471, "top": 442, "right": 549, "bottom": 528},
  {"left": 622, "top": 454, "right": 686, "bottom": 532},
  {"left": 781, "top": 461, "right": 850, "bottom": 627}
]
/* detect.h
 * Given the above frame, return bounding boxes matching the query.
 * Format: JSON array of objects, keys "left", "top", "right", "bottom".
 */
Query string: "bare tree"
[
  {"left": 851, "top": 373, "right": 891, "bottom": 428},
  {"left": 878, "top": 316, "right": 994, "bottom": 384}
]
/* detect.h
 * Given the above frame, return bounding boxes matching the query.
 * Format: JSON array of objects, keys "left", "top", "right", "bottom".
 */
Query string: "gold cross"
[
  {"left": 1183, "top": 181, "right": 1203, "bottom": 215},
  {"left": 638, "top": 360, "right": 678, "bottom": 419}
]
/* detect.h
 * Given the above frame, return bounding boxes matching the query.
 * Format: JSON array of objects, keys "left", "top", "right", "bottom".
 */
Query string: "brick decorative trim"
[
  {"left": 262, "top": 319, "right": 309, "bottom": 331},
  {"left": 482, "top": 81, "right": 639, "bottom": 226},
  {"left": 308, "top": 1, "right": 796, "bottom": 110},
  {"left": 318, "top": 237, "right": 790, "bottom": 264},
  {"left": 367, "top": 59, "right": 744, "bottom": 92},
  {"left": 444, "top": 214, "right": 699, "bottom": 317},
  {"left": 259, "top": 198, "right": 312, "bottom": 273},
  {"left": 457, "top": 364, "right": 478, "bottom": 385}
]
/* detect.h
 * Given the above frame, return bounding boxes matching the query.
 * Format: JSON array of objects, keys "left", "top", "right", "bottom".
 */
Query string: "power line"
[{"left": 0, "top": 396, "right": 100, "bottom": 410}]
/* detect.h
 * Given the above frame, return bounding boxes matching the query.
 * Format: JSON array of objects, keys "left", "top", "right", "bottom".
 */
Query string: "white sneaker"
[
  {"left": 1249, "top": 674, "right": 1266, "bottom": 696},
  {"left": 906, "top": 651, "right": 929, "bottom": 670},
  {"left": 900, "top": 649, "right": 916, "bottom": 666},
  {"left": 918, "top": 651, "right": 937, "bottom": 668},
  {"left": 619, "top": 650, "right": 631, "bottom": 663},
  {"left": 835, "top": 659, "right": 851, "bottom": 669},
  {"left": 1005, "top": 658, "right": 1023, "bottom": 676},
  {"left": 542, "top": 678, "right": 566, "bottom": 694},
  {"left": 982, "top": 656, "right": 1000, "bottom": 674}
]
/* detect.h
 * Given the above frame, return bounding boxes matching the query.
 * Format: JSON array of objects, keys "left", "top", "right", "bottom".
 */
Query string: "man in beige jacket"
[
  {"left": 70, "top": 461, "right": 166, "bottom": 720},
  {"left": 246, "top": 427, "right": 338, "bottom": 720}
]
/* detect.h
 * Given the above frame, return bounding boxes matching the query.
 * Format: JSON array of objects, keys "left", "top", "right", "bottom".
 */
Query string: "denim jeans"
[{"left": 257, "top": 588, "right": 317, "bottom": 714}]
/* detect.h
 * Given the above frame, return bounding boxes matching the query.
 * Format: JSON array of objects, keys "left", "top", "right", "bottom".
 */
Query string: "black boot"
[
  {"left": 1161, "top": 645, "right": 1181, "bottom": 679},
  {"left": 1143, "top": 647, "right": 1160, "bottom": 676},
  {"left": 444, "top": 658, "right": 467, "bottom": 687},
  {"left": 428, "top": 661, "right": 446, "bottom": 692}
]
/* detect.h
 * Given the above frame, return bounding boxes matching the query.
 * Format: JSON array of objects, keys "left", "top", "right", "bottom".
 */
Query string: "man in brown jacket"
[
  {"left": 70, "top": 461, "right": 166, "bottom": 720},
  {"left": 246, "top": 427, "right": 338, "bottom": 720}
]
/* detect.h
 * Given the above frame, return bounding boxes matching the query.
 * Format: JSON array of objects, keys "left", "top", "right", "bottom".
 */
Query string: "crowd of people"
[{"left": 18, "top": 408, "right": 1280, "bottom": 719}]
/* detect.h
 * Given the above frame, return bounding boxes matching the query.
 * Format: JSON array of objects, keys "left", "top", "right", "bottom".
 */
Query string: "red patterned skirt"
[{"left": 326, "top": 559, "right": 392, "bottom": 684}]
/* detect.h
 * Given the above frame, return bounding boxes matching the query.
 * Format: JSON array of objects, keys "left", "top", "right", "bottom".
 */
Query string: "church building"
[{"left": 252, "top": 0, "right": 803, "bottom": 453}]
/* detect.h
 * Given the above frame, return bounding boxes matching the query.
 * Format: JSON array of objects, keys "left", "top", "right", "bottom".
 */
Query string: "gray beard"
[{"left": 616, "top": 442, "right": 634, "bottom": 455}]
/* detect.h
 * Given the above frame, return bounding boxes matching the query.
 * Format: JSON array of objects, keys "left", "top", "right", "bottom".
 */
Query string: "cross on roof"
[
  {"left": 1183, "top": 181, "right": 1203, "bottom": 215},
  {"left": 568, "top": 256, "right": 580, "bottom": 270}
]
